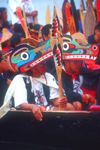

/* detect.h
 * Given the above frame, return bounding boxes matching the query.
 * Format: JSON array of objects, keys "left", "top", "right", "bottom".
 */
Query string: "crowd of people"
[{"left": 0, "top": 0, "right": 100, "bottom": 121}]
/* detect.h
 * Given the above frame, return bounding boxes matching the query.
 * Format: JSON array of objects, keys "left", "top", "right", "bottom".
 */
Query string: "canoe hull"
[{"left": 0, "top": 111, "right": 100, "bottom": 150}]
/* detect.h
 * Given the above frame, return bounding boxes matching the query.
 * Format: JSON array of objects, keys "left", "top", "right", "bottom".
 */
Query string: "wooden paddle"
[
  {"left": 65, "top": 1, "right": 76, "bottom": 35},
  {"left": 84, "top": 5, "right": 96, "bottom": 40},
  {"left": 23, "top": 5, "right": 28, "bottom": 38},
  {"left": 80, "top": 0, "right": 85, "bottom": 34},
  {"left": 87, "top": 0, "right": 96, "bottom": 20},
  {"left": 51, "top": 3, "right": 64, "bottom": 110},
  {"left": 62, "top": 0, "right": 69, "bottom": 34},
  {"left": 71, "top": 0, "right": 79, "bottom": 32},
  {"left": 46, "top": 5, "right": 50, "bottom": 24},
  {"left": 54, "top": 1, "right": 63, "bottom": 28},
  {"left": 16, "top": 7, "right": 31, "bottom": 38},
  {"left": 81, "top": 0, "right": 86, "bottom": 10},
  {"left": 38, "top": 25, "right": 43, "bottom": 42}
]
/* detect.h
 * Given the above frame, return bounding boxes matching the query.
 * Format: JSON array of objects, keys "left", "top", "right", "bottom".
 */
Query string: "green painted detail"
[
  {"left": 40, "top": 39, "right": 51, "bottom": 52},
  {"left": 11, "top": 56, "right": 21, "bottom": 63},
  {"left": 72, "top": 49, "right": 80, "bottom": 54}
]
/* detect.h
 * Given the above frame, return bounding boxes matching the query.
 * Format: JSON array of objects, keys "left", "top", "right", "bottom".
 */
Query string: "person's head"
[
  {"left": 10, "top": 33, "right": 22, "bottom": 48},
  {"left": 94, "top": 21, "right": 100, "bottom": 43},
  {"left": 41, "top": 24, "right": 52, "bottom": 41},
  {"left": 0, "top": 8, "right": 7, "bottom": 21},
  {"left": 30, "top": 61, "right": 46, "bottom": 78},
  {"left": 63, "top": 60, "right": 82, "bottom": 74},
  {"left": 0, "top": 51, "right": 8, "bottom": 72}
]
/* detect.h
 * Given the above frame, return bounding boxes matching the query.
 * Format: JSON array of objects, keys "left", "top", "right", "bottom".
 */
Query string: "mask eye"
[
  {"left": 92, "top": 45, "right": 97, "bottom": 51},
  {"left": 63, "top": 42, "right": 69, "bottom": 51},
  {"left": 21, "top": 52, "right": 29, "bottom": 60}
]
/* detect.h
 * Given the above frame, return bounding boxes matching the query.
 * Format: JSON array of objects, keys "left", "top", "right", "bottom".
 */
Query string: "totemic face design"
[
  {"left": 52, "top": 15, "right": 63, "bottom": 67},
  {"left": 62, "top": 34, "right": 99, "bottom": 60},
  {"left": 10, "top": 40, "right": 52, "bottom": 72},
  {"left": 10, "top": 35, "right": 99, "bottom": 73}
]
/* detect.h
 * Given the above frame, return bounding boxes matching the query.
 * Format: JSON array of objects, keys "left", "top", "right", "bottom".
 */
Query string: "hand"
[
  {"left": 31, "top": 104, "right": 45, "bottom": 121},
  {"left": 87, "top": 94, "right": 96, "bottom": 106},
  {"left": 82, "top": 94, "right": 96, "bottom": 106},
  {"left": 40, "top": 106, "right": 46, "bottom": 111},
  {"left": 58, "top": 97, "right": 67, "bottom": 107},
  {"left": 32, "top": 11, "right": 38, "bottom": 17}
]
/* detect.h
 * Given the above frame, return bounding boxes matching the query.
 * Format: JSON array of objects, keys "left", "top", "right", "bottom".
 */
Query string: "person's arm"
[
  {"left": 63, "top": 83, "right": 96, "bottom": 106},
  {"left": 20, "top": 103, "right": 45, "bottom": 121},
  {"left": 80, "top": 66, "right": 100, "bottom": 77},
  {"left": 25, "top": 11, "right": 38, "bottom": 18},
  {"left": 81, "top": 94, "right": 96, "bottom": 106},
  {"left": 7, "top": 78, "right": 12, "bottom": 85},
  {"left": 13, "top": 77, "right": 46, "bottom": 121},
  {"left": 63, "top": 82, "right": 82, "bottom": 103},
  {"left": 52, "top": 97, "right": 67, "bottom": 108}
]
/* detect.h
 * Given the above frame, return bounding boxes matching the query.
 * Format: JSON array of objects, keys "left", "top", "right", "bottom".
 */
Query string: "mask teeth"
[
  {"left": 65, "top": 55, "right": 95, "bottom": 60},
  {"left": 30, "top": 52, "right": 53, "bottom": 67}
]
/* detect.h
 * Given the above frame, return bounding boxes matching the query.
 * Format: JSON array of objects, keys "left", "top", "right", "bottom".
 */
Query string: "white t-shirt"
[
  {"left": 4, "top": 73, "right": 59, "bottom": 108},
  {"left": 14, "top": 77, "right": 59, "bottom": 107},
  {"left": 8, "top": 0, "right": 34, "bottom": 25}
]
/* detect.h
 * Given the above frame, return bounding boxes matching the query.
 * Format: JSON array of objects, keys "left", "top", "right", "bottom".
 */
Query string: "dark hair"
[
  {"left": 3, "top": 20, "right": 9, "bottom": 28},
  {"left": 94, "top": 21, "right": 100, "bottom": 34},
  {"left": 41, "top": 24, "right": 52, "bottom": 40},
  {"left": 62, "top": 60, "right": 71, "bottom": 65},
  {"left": 10, "top": 33, "right": 21, "bottom": 48},
  {"left": 0, "top": 8, "right": 6, "bottom": 19},
  {"left": 0, "top": 51, "right": 6, "bottom": 62},
  {"left": 1, "top": 42, "right": 7, "bottom": 48}
]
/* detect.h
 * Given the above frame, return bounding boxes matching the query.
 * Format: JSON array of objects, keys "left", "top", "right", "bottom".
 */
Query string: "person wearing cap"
[
  {"left": 8, "top": 0, "right": 39, "bottom": 37},
  {"left": 61, "top": 59, "right": 96, "bottom": 110},
  {"left": 1, "top": 28, "right": 13, "bottom": 52},
  {"left": 0, "top": 51, "right": 11, "bottom": 106}
]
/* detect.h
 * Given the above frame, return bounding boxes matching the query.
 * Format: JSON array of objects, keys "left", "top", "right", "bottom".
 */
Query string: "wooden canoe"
[{"left": 0, "top": 110, "right": 100, "bottom": 150}]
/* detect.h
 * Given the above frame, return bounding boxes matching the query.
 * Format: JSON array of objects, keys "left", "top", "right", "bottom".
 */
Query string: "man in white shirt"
[{"left": 8, "top": 0, "right": 38, "bottom": 37}]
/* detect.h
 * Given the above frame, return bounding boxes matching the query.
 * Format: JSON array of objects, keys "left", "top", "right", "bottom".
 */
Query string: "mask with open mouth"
[
  {"left": 10, "top": 34, "right": 99, "bottom": 73},
  {"left": 10, "top": 40, "right": 52, "bottom": 72},
  {"left": 62, "top": 34, "right": 99, "bottom": 61}
]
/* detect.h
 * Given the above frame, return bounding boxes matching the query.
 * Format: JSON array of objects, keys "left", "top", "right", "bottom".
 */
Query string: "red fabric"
[
  {"left": 2, "top": 47, "right": 10, "bottom": 52},
  {"left": 90, "top": 105, "right": 100, "bottom": 112},
  {"left": 31, "top": 33, "right": 38, "bottom": 40},
  {"left": 82, "top": 87, "right": 97, "bottom": 98},
  {"left": 0, "top": 37, "right": 10, "bottom": 52},
  {"left": 62, "top": 68, "right": 80, "bottom": 81},
  {"left": 85, "top": 60, "right": 100, "bottom": 69}
]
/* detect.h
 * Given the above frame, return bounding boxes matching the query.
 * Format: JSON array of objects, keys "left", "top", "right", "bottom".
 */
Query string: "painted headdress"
[
  {"left": 62, "top": 34, "right": 99, "bottom": 61},
  {"left": 10, "top": 34, "right": 99, "bottom": 73},
  {"left": 10, "top": 39, "right": 52, "bottom": 73}
]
